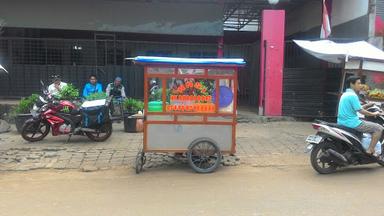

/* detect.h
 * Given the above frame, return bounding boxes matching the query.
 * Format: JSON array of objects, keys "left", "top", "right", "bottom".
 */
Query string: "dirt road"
[{"left": 1, "top": 164, "right": 383, "bottom": 216}]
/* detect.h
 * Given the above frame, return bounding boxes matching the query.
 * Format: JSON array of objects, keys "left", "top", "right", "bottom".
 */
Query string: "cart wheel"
[
  {"left": 187, "top": 138, "right": 222, "bottom": 173},
  {"left": 135, "top": 151, "right": 145, "bottom": 174}
]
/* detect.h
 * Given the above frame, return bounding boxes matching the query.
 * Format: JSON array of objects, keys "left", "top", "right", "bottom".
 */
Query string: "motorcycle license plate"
[{"left": 306, "top": 135, "right": 323, "bottom": 144}]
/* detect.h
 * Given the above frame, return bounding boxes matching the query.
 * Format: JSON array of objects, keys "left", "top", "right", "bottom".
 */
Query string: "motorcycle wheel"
[
  {"left": 21, "top": 120, "right": 50, "bottom": 142},
  {"left": 85, "top": 122, "right": 112, "bottom": 142},
  {"left": 310, "top": 141, "right": 338, "bottom": 174}
]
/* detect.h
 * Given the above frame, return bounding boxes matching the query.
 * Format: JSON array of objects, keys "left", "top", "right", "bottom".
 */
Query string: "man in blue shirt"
[
  {"left": 338, "top": 76, "right": 383, "bottom": 156},
  {"left": 83, "top": 74, "right": 103, "bottom": 98}
]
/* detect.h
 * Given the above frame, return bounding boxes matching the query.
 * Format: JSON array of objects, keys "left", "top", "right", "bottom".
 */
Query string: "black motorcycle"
[{"left": 306, "top": 104, "right": 384, "bottom": 174}]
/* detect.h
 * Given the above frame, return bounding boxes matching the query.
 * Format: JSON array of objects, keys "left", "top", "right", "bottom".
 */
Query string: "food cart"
[{"left": 129, "top": 56, "right": 245, "bottom": 174}]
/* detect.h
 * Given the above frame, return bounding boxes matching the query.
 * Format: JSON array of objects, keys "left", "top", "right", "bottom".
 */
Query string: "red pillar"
[{"left": 258, "top": 10, "right": 285, "bottom": 116}]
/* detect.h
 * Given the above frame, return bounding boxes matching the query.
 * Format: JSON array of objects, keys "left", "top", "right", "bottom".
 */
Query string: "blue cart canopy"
[{"left": 127, "top": 56, "right": 246, "bottom": 67}]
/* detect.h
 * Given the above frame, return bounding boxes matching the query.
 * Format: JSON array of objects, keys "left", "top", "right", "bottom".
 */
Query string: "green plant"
[
  {"left": 123, "top": 98, "right": 144, "bottom": 113},
  {"left": 149, "top": 88, "right": 162, "bottom": 101},
  {"left": 85, "top": 92, "right": 107, "bottom": 101},
  {"left": 57, "top": 84, "right": 80, "bottom": 100},
  {"left": 14, "top": 94, "right": 39, "bottom": 114},
  {"left": 149, "top": 88, "right": 171, "bottom": 102}
]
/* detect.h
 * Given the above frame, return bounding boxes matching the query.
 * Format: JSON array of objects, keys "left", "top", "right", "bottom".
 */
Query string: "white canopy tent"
[
  {"left": 294, "top": 40, "right": 384, "bottom": 113},
  {"left": 293, "top": 40, "right": 384, "bottom": 65}
]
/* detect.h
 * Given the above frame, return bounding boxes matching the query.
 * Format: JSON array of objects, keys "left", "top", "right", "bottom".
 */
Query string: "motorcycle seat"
[
  {"left": 326, "top": 123, "right": 363, "bottom": 139},
  {"left": 315, "top": 120, "right": 363, "bottom": 138},
  {"left": 71, "top": 109, "right": 81, "bottom": 115}
]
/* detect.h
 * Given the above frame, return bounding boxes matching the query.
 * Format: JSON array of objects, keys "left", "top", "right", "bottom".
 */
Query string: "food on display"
[
  {"left": 368, "top": 88, "right": 384, "bottom": 100},
  {"left": 360, "top": 84, "right": 370, "bottom": 92}
]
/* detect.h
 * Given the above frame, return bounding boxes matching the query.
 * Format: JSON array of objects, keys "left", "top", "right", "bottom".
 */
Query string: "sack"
[
  {"left": 361, "top": 133, "right": 382, "bottom": 155},
  {"left": 81, "top": 105, "right": 109, "bottom": 128}
]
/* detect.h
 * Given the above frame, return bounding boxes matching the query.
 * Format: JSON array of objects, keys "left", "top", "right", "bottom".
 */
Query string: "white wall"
[
  {"left": 0, "top": 0, "right": 223, "bottom": 36},
  {"left": 332, "top": 0, "right": 369, "bottom": 26},
  {"left": 286, "top": 0, "right": 369, "bottom": 36}
]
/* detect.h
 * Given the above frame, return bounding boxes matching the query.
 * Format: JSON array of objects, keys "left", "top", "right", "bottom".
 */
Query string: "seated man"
[
  {"left": 337, "top": 76, "right": 383, "bottom": 156},
  {"left": 82, "top": 74, "right": 102, "bottom": 98},
  {"left": 106, "top": 77, "right": 127, "bottom": 98},
  {"left": 48, "top": 75, "right": 67, "bottom": 97}
]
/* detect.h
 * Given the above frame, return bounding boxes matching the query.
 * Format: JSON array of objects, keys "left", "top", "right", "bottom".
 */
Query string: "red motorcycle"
[{"left": 21, "top": 83, "right": 113, "bottom": 142}]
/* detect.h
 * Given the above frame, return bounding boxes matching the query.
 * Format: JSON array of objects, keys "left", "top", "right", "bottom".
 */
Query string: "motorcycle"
[
  {"left": 306, "top": 103, "right": 384, "bottom": 174},
  {"left": 21, "top": 81, "right": 113, "bottom": 142}
]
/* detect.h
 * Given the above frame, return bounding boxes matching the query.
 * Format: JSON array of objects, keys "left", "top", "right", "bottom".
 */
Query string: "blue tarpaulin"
[{"left": 127, "top": 56, "right": 246, "bottom": 67}]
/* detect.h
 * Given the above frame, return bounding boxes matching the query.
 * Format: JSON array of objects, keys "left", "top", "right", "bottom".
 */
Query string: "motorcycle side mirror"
[
  {"left": 39, "top": 96, "right": 48, "bottom": 104},
  {"left": 40, "top": 80, "right": 49, "bottom": 95}
]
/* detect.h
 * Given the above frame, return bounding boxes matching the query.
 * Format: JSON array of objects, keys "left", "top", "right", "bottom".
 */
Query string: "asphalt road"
[{"left": 1, "top": 164, "right": 383, "bottom": 216}]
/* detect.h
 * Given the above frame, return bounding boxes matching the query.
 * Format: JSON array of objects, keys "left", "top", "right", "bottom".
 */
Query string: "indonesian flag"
[{"left": 320, "top": 0, "right": 332, "bottom": 39}]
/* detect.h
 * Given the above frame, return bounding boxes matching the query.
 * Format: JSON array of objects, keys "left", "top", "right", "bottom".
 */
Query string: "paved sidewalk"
[{"left": 0, "top": 121, "right": 313, "bottom": 171}]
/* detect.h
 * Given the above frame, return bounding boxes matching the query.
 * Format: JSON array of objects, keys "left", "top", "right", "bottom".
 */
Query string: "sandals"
[{"left": 366, "top": 150, "right": 381, "bottom": 159}]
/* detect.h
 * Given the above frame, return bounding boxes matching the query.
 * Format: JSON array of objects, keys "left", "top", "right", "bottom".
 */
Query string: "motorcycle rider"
[{"left": 338, "top": 76, "right": 384, "bottom": 156}]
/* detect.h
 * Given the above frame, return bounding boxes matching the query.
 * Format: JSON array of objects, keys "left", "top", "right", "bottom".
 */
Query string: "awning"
[
  {"left": 293, "top": 40, "right": 384, "bottom": 64},
  {"left": 127, "top": 56, "right": 246, "bottom": 67}
]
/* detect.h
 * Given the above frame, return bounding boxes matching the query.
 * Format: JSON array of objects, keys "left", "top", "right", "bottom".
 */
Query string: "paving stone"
[
  {"left": 81, "top": 165, "right": 99, "bottom": 172},
  {"left": 0, "top": 121, "right": 312, "bottom": 171},
  {"left": 44, "top": 152, "right": 59, "bottom": 158},
  {"left": 26, "top": 154, "right": 42, "bottom": 160}
]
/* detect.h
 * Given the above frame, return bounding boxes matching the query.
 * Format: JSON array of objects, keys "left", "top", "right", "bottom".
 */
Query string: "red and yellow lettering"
[{"left": 210, "top": 105, "right": 215, "bottom": 112}]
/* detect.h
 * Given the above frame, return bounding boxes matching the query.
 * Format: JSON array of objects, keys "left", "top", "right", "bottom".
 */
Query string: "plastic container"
[{"left": 148, "top": 101, "right": 163, "bottom": 112}]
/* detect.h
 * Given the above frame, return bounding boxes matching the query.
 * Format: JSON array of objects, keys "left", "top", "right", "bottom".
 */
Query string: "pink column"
[{"left": 258, "top": 10, "right": 285, "bottom": 116}]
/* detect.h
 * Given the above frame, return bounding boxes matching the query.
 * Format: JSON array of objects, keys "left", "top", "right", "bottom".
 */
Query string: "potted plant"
[
  {"left": 123, "top": 98, "right": 144, "bottom": 132},
  {"left": 13, "top": 94, "right": 39, "bottom": 132}
]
